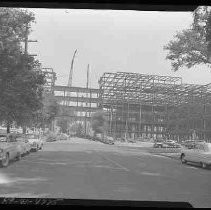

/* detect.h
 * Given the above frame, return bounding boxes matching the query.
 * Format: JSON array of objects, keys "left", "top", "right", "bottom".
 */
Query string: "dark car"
[
  {"left": 181, "top": 140, "right": 196, "bottom": 149},
  {"left": 164, "top": 140, "right": 181, "bottom": 148},
  {"left": 153, "top": 142, "right": 169, "bottom": 148}
]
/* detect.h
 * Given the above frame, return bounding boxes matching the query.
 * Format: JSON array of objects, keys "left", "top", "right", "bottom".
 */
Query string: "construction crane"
[
  {"left": 66, "top": 49, "right": 77, "bottom": 106},
  {"left": 68, "top": 49, "right": 77, "bottom": 87}
]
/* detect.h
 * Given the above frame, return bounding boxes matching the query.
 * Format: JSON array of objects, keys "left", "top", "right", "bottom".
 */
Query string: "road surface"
[{"left": 0, "top": 138, "right": 210, "bottom": 207}]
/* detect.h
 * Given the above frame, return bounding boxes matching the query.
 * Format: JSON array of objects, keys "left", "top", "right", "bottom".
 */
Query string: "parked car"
[
  {"left": 16, "top": 135, "right": 31, "bottom": 156},
  {"left": 25, "top": 134, "right": 43, "bottom": 151},
  {"left": 45, "top": 132, "right": 59, "bottom": 142},
  {"left": 180, "top": 142, "right": 211, "bottom": 168},
  {"left": 127, "top": 138, "right": 136, "bottom": 143},
  {"left": 181, "top": 140, "right": 197, "bottom": 149},
  {"left": 84, "top": 134, "right": 92, "bottom": 140},
  {"left": 0, "top": 134, "right": 22, "bottom": 167},
  {"left": 165, "top": 140, "right": 181, "bottom": 148},
  {"left": 57, "top": 133, "right": 69, "bottom": 141},
  {"left": 153, "top": 141, "right": 169, "bottom": 148},
  {"left": 104, "top": 136, "right": 115, "bottom": 145}
]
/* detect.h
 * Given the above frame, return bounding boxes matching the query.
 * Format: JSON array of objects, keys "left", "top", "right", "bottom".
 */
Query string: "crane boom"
[{"left": 68, "top": 49, "right": 77, "bottom": 87}]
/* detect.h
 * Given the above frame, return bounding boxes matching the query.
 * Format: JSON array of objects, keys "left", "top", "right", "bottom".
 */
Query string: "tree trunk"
[{"left": 7, "top": 122, "right": 10, "bottom": 134}]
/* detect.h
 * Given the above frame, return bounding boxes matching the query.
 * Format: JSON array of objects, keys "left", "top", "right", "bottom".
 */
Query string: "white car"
[
  {"left": 16, "top": 136, "right": 31, "bottom": 156},
  {"left": 25, "top": 134, "right": 43, "bottom": 152},
  {"left": 180, "top": 142, "right": 211, "bottom": 169}
]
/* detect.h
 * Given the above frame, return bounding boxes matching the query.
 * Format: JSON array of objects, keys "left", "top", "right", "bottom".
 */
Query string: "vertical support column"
[
  {"left": 139, "top": 103, "right": 142, "bottom": 138},
  {"left": 115, "top": 103, "right": 117, "bottom": 139},
  {"left": 121, "top": 103, "right": 124, "bottom": 138},
  {"left": 165, "top": 104, "right": 168, "bottom": 140},
  {"left": 152, "top": 104, "right": 154, "bottom": 140},
  {"left": 203, "top": 103, "right": 206, "bottom": 140},
  {"left": 125, "top": 101, "right": 129, "bottom": 140},
  {"left": 110, "top": 105, "right": 113, "bottom": 136}
]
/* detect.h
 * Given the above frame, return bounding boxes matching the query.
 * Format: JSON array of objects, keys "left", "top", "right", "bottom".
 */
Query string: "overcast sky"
[{"left": 27, "top": 8, "right": 211, "bottom": 88}]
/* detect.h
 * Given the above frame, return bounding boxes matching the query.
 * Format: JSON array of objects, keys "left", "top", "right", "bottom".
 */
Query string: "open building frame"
[{"left": 99, "top": 72, "right": 211, "bottom": 141}]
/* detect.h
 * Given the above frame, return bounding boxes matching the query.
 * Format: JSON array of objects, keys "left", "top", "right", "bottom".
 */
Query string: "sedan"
[
  {"left": 153, "top": 141, "right": 169, "bottom": 148},
  {"left": 165, "top": 140, "right": 181, "bottom": 148},
  {"left": 16, "top": 136, "right": 31, "bottom": 156},
  {"left": 25, "top": 134, "right": 44, "bottom": 152},
  {"left": 181, "top": 140, "right": 196, "bottom": 149},
  {"left": 180, "top": 142, "right": 211, "bottom": 169},
  {"left": 0, "top": 134, "right": 22, "bottom": 167}
]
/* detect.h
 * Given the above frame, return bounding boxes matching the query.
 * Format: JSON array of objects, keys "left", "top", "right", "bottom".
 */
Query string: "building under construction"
[
  {"left": 98, "top": 72, "right": 211, "bottom": 141},
  {"left": 42, "top": 68, "right": 57, "bottom": 93},
  {"left": 53, "top": 85, "right": 100, "bottom": 134}
]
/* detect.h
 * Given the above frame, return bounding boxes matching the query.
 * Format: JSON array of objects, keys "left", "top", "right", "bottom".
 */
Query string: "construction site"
[
  {"left": 99, "top": 72, "right": 211, "bottom": 142},
  {"left": 45, "top": 64, "right": 211, "bottom": 142}
]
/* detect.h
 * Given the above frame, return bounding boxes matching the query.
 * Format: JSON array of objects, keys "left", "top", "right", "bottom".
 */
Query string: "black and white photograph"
[{"left": 0, "top": 4, "right": 211, "bottom": 208}]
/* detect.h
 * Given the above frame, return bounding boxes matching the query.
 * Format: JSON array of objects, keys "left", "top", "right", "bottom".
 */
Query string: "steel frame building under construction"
[{"left": 98, "top": 72, "right": 211, "bottom": 141}]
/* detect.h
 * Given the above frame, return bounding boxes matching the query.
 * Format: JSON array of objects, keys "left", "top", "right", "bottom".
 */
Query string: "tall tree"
[
  {"left": 0, "top": 8, "right": 45, "bottom": 133},
  {"left": 35, "top": 91, "right": 60, "bottom": 130},
  {"left": 164, "top": 6, "right": 211, "bottom": 71}
]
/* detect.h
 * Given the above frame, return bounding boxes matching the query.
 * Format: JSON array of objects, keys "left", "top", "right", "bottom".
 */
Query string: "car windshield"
[
  {"left": 16, "top": 137, "right": 25, "bottom": 141},
  {"left": 0, "top": 136, "right": 7, "bottom": 142},
  {"left": 26, "top": 134, "right": 38, "bottom": 139},
  {"left": 205, "top": 144, "right": 211, "bottom": 152}
]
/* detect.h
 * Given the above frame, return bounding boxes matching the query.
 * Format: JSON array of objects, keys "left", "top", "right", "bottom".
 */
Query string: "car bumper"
[{"left": 30, "top": 145, "right": 37, "bottom": 149}]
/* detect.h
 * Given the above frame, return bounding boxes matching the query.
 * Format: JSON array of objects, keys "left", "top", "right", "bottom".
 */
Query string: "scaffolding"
[{"left": 99, "top": 72, "right": 211, "bottom": 141}]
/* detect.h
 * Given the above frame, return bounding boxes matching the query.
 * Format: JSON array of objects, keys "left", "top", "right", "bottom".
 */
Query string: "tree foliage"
[
  {"left": 69, "top": 122, "right": 83, "bottom": 136},
  {"left": 164, "top": 6, "right": 211, "bottom": 71},
  {"left": 57, "top": 118, "right": 69, "bottom": 133},
  {"left": 91, "top": 110, "right": 107, "bottom": 136},
  {"left": 0, "top": 8, "right": 45, "bottom": 132},
  {"left": 35, "top": 91, "right": 60, "bottom": 129}
]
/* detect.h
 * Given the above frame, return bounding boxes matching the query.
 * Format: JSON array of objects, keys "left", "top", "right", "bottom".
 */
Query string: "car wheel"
[
  {"left": 16, "top": 152, "right": 21, "bottom": 161},
  {"left": 181, "top": 154, "right": 186, "bottom": 164},
  {"left": 1, "top": 153, "right": 9, "bottom": 167},
  {"left": 201, "top": 162, "right": 207, "bottom": 169}
]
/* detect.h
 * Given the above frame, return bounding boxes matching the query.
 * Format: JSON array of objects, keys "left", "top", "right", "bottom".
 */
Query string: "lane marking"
[
  {"left": 96, "top": 153, "right": 130, "bottom": 172},
  {"left": 141, "top": 172, "right": 161, "bottom": 176},
  {"left": 186, "top": 166, "right": 199, "bottom": 170},
  {"left": 151, "top": 154, "right": 171, "bottom": 159},
  {"left": 21, "top": 159, "right": 92, "bottom": 166},
  {"left": 75, "top": 164, "right": 127, "bottom": 171},
  {"left": 0, "top": 173, "right": 12, "bottom": 184}
]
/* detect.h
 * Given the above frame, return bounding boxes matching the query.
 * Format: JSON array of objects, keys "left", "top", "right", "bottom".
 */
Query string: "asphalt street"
[{"left": 0, "top": 139, "right": 211, "bottom": 207}]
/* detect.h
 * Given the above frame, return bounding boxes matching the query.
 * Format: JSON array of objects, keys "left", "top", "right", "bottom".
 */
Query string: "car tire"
[
  {"left": 201, "top": 162, "right": 207, "bottom": 169},
  {"left": 16, "top": 152, "right": 21, "bottom": 161},
  {"left": 0, "top": 153, "right": 10, "bottom": 167},
  {"left": 181, "top": 154, "right": 186, "bottom": 164}
]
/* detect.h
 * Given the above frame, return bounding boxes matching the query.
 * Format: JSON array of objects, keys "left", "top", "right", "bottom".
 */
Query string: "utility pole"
[
  {"left": 84, "top": 64, "right": 89, "bottom": 136},
  {"left": 24, "top": 23, "right": 38, "bottom": 56},
  {"left": 22, "top": 22, "right": 37, "bottom": 134}
]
